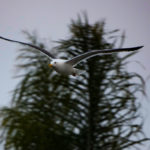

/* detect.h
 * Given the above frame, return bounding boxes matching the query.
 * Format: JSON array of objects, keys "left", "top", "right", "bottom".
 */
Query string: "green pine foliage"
[{"left": 0, "top": 15, "right": 149, "bottom": 150}]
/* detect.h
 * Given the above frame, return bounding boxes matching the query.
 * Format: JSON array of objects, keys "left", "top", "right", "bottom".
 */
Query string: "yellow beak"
[{"left": 48, "top": 64, "right": 53, "bottom": 68}]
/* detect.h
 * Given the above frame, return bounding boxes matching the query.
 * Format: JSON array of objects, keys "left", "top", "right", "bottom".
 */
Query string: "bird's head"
[
  {"left": 48, "top": 59, "right": 66, "bottom": 69},
  {"left": 48, "top": 60, "right": 57, "bottom": 68}
]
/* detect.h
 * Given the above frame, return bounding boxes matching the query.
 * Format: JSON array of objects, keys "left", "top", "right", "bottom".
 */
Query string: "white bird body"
[
  {"left": 0, "top": 36, "right": 143, "bottom": 77},
  {"left": 50, "top": 59, "right": 81, "bottom": 76},
  {"left": 50, "top": 59, "right": 73, "bottom": 75}
]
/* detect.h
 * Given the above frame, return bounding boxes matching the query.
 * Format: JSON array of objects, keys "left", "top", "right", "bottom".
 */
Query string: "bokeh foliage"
[{"left": 0, "top": 15, "right": 149, "bottom": 150}]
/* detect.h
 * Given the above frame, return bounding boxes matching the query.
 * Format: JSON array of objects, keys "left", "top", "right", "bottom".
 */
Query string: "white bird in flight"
[{"left": 0, "top": 36, "right": 143, "bottom": 76}]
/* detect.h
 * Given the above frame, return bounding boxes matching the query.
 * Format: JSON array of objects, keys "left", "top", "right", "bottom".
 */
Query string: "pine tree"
[{"left": 0, "top": 15, "right": 149, "bottom": 150}]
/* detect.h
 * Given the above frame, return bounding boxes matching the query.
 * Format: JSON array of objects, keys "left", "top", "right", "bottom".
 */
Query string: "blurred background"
[{"left": 0, "top": 0, "right": 150, "bottom": 149}]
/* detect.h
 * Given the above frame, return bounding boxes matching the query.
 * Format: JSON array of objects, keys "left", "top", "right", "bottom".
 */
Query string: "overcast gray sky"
[{"left": 0, "top": 0, "right": 150, "bottom": 149}]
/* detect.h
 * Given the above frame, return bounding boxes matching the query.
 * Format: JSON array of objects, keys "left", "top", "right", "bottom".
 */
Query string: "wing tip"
[
  {"left": 130, "top": 45, "right": 144, "bottom": 51},
  {"left": 137, "top": 46, "right": 144, "bottom": 49}
]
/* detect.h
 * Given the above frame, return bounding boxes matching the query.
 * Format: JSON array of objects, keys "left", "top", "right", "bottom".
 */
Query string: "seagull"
[{"left": 0, "top": 36, "right": 143, "bottom": 76}]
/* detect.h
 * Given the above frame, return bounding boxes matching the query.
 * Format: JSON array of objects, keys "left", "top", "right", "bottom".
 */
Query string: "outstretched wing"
[
  {"left": 66, "top": 46, "right": 143, "bottom": 66},
  {"left": 0, "top": 36, "right": 56, "bottom": 59}
]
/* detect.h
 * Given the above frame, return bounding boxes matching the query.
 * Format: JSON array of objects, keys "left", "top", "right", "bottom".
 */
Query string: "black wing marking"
[
  {"left": 0, "top": 36, "right": 56, "bottom": 59},
  {"left": 66, "top": 46, "right": 143, "bottom": 66}
]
